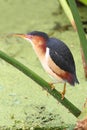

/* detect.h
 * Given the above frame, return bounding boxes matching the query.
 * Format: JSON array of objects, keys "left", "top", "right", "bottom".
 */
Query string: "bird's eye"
[{"left": 27, "top": 35, "right": 33, "bottom": 39}]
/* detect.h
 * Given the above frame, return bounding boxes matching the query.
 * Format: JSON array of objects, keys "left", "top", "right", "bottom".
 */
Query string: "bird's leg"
[{"left": 60, "top": 83, "right": 66, "bottom": 100}]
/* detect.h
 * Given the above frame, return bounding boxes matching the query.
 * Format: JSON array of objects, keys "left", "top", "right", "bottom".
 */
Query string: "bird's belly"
[{"left": 41, "top": 59, "right": 64, "bottom": 83}]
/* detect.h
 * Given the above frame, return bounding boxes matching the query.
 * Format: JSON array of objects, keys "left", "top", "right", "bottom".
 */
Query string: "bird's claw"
[
  {"left": 49, "top": 82, "right": 55, "bottom": 90},
  {"left": 60, "top": 91, "right": 65, "bottom": 100},
  {"left": 49, "top": 82, "right": 66, "bottom": 100}
]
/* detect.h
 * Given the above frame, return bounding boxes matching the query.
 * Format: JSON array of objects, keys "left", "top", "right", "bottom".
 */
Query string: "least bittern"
[{"left": 13, "top": 31, "right": 79, "bottom": 99}]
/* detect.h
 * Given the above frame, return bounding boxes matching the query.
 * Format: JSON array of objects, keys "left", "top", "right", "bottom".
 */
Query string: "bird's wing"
[{"left": 46, "top": 38, "right": 76, "bottom": 74}]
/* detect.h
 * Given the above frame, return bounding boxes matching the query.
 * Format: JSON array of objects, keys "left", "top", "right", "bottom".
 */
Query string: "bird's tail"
[
  {"left": 64, "top": 72, "right": 79, "bottom": 86},
  {"left": 68, "top": 73, "right": 79, "bottom": 86},
  {"left": 74, "top": 74, "right": 79, "bottom": 84}
]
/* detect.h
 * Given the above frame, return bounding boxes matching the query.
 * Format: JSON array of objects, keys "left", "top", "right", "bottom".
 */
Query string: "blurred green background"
[{"left": 0, "top": 0, "right": 87, "bottom": 129}]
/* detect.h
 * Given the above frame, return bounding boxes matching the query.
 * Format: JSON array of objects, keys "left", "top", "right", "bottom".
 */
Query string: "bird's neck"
[
  {"left": 26, "top": 37, "right": 46, "bottom": 61},
  {"left": 33, "top": 43, "right": 46, "bottom": 60}
]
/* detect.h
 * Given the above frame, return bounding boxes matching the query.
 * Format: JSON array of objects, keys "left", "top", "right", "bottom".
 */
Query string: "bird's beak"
[
  {"left": 12, "top": 34, "right": 35, "bottom": 43},
  {"left": 13, "top": 34, "right": 29, "bottom": 39}
]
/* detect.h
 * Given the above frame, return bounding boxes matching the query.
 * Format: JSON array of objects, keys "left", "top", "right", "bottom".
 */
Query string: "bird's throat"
[{"left": 33, "top": 43, "right": 46, "bottom": 60}]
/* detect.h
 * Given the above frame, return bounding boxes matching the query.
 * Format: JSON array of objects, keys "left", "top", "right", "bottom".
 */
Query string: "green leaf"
[{"left": 79, "top": 0, "right": 87, "bottom": 5}]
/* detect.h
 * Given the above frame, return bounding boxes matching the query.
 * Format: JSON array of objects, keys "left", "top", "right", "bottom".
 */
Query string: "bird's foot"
[
  {"left": 60, "top": 91, "right": 65, "bottom": 100},
  {"left": 49, "top": 82, "right": 55, "bottom": 90},
  {"left": 60, "top": 83, "right": 66, "bottom": 100}
]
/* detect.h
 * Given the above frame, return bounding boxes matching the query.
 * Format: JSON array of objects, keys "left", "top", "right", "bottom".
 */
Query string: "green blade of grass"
[
  {"left": 67, "top": 0, "right": 87, "bottom": 63},
  {"left": 0, "top": 50, "right": 81, "bottom": 117}
]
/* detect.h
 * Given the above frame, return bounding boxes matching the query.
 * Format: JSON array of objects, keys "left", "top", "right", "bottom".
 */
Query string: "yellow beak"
[{"left": 13, "top": 34, "right": 27, "bottom": 38}]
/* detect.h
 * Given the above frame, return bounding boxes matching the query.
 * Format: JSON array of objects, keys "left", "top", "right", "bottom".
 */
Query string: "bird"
[{"left": 13, "top": 31, "right": 79, "bottom": 99}]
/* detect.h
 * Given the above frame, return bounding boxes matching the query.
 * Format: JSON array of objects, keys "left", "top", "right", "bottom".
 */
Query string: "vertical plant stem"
[
  {"left": 58, "top": 0, "right": 76, "bottom": 30},
  {"left": 67, "top": 0, "right": 87, "bottom": 63}
]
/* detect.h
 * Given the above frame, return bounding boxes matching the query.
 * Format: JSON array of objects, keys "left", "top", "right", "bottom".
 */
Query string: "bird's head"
[
  {"left": 13, "top": 31, "right": 49, "bottom": 58},
  {"left": 13, "top": 31, "right": 49, "bottom": 48}
]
